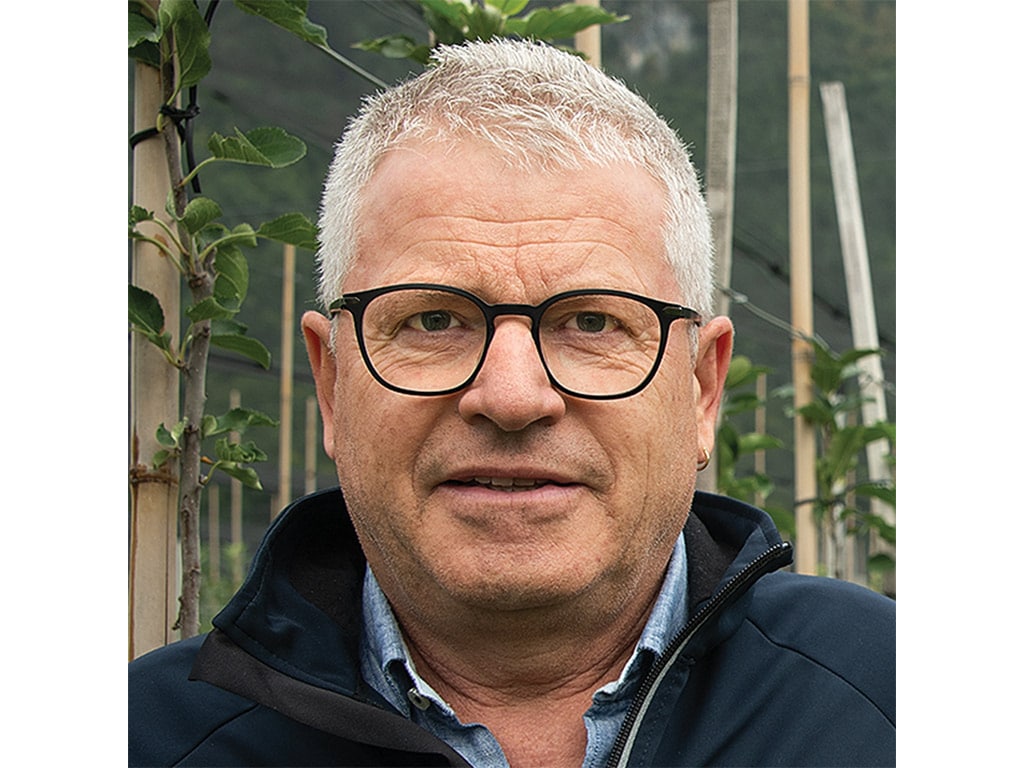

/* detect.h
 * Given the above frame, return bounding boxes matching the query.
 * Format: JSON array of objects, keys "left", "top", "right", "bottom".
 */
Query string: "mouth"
[{"left": 448, "top": 476, "right": 562, "bottom": 493}]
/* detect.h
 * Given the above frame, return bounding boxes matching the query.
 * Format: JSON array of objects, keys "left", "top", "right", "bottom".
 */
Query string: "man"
[{"left": 130, "top": 40, "right": 895, "bottom": 767}]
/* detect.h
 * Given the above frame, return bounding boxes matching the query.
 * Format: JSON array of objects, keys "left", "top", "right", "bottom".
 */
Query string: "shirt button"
[{"left": 407, "top": 688, "right": 431, "bottom": 711}]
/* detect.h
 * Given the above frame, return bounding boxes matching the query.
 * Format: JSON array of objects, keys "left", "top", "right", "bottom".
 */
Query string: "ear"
[
  {"left": 301, "top": 311, "right": 338, "bottom": 460},
  {"left": 692, "top": 315, "right": 734, "bottom": 452}
]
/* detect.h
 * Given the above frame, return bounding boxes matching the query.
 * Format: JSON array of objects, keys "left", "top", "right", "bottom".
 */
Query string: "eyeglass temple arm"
[
  {"left": 328, "top": 296, "right": 362, "bottom": 316},
  {"left": 664, "top": 305, "right": 703, "bottom": 326}
]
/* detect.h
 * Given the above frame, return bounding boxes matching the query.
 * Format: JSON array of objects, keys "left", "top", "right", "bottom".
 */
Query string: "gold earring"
[{"left": 697, "top": 446, "right": 711, "bottom": 471}]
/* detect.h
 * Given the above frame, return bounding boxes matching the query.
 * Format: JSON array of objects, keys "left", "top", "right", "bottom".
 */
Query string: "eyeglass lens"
[{"left": 358, "top": 288, "right": 665, "bottom": 397}]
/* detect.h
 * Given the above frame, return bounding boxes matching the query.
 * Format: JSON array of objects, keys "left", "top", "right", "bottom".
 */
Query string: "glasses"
[{"left": 328, "top": 283, "right": 701, "bottom": 400}]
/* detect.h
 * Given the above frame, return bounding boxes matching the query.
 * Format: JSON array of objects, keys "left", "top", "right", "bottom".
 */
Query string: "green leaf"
[
  {"left": 129, "top": 285, "right": 166, "bottom": 338},
  {"left": 129, "top": 4, "right": 161, "bottom": 48},
  {"left": 506, "top": 4, "right": 627, "bottom": 41},
  {"left": 420, "top": 0, "right": 473, "bottom": 30},
  {"left": 129, "top": 205, "right": 155, "bottom": 229},
  {"left": 211, "top": 333, "right": 272, "bottom": 369},
  {"left": 201, "top": 414, "right": 218, "bottom": 439},
  {"left": 215, "top": 463, "right": 264, "bottom": 490},
  {"left": 257, "top": 212, "right": 319, "bottom": 250},
  {"left": 215, "top": 437, "right": 269, "bottom": 464},
  {"left": 859, "top": 513, "right": 896, "bottom": 544},
  {"left": 207, "top": 407, "right": 279, "bottom": 437},
  {"left": 809, "top": 341, "right": 843, "bottom": 395},
  {"left": 213, "top": 247, "right": 249, "bottom": 306},
  {"left": 155, "top": 422, "right": 177, "bottom": 448},
  {"left": 466, "top": 2, "right": 505, "bottom": 39},
  {"left": 725, "top": 355, "right": 771, "bottom": 389},
  {"left": 234, "top": 0, "right": 329, "bottom": 47},
  {"left": 354, "top": 35, "right": 431, "bottom": 63},
  {"left": 488, "top": 0, "right": 529, "bottom": 15},
  {"left": 207, "top": 223, "right": 259, "bottom": 253},
  {"left": 861, "top": 422, "right": 894, "bottom": 445},
  {"left": 838, "top": 346, "right": 881, "bottom": 369},
  {"left": 723, "top": 392, "right": 762, "bottom": 417},
  {"left": 186, "top": 297, "right": 237, "bottom": 322},
  {"left": 819, "top": 425, "right": 868, "bottom": 486},
  {"left": 152, "top": 449, "right": 173, "bottom": 469},
  {"left": 211, "top": 318, "right": 249, "bottom": 337},
  {"left": 737, "top": 433, "right": 784, "bottom": 454},
  {"left": 180, "top": 197, "right": 222, "bottom": 234},
  {"left": 867, "top": 552, "right": 896, "bottom": 574},
  {"left": 158, "top": 0, "right": 212, "bottom": 91},
  {"left": 855, "top": 481, "right": 896, "bottom": 507},
  {"left": 725, "top": 473, "right": 775, "bottom": 503},
  {"left": 717, "top": 421, "right": 740, "bottom": 464},
  {"left": 796, "top": 399, "right": 836, "bottom": 426},
  {"left": 208, "top": 127, "right": 306, "bottom": 169},
  {"left": 129, "top": 2, "right": 161, "bottom": 65},
  {"left": 171, "top": 420, "right": 187, "bottom": 443},
  {"left": 421, "top": 7, "right": 468, "bottom": 46}
]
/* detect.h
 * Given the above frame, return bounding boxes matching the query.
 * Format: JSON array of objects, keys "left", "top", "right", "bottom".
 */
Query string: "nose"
[{"left": 457, "top": 317, "right": 566, "bottom": 431}]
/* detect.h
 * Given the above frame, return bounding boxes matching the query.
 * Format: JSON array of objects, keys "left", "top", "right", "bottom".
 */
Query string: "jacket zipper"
[{"left": 604, "top": 541, "right": 793, "bottom": 768}]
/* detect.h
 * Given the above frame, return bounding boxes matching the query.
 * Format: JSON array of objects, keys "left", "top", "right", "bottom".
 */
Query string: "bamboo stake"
[
  {"left": 819, "top": 82, "right": 891, "bottom": 473},
  {"left": 707, "top": 0, "right": 738, "bottom": 318},
  {"left": 698, "top": 0, "right": 739, "bottom": 493},
  {"left": 275, "top": 244, "right": 296, "bottom": 518},
  {"left": 755, "top": 372, "right": 767, "bottom": 508},
  {"left": 820, "top": 81, "right": 894, "bottom": 589},
  {"left": 129, "top": 56, "right": 181, "bottom": 660},
  {"left": 788, "top": 0, "right": 818, "bottom": 574},
  {"left": 574, "top": 0, "right": 602, "bottom": 67}
]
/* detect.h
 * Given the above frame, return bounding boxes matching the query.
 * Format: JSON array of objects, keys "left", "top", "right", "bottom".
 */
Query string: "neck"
[{"left": 392, "top": 584, "right": 662, "bottom": 768}]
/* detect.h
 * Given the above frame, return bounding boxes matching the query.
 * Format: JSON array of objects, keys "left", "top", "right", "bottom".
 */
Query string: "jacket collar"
[{"left": 201, "top": 488, "right": 786, "bottom": 698}]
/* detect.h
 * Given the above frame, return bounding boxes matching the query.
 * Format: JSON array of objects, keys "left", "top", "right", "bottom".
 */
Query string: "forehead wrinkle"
[{"left": 384, "top": 210, "right": 648, "bottom": 248}]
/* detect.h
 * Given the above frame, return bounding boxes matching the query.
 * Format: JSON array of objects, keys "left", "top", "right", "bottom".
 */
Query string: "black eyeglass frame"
[{"left": 328, "top": 283, "right": 702, "bottom": 400}]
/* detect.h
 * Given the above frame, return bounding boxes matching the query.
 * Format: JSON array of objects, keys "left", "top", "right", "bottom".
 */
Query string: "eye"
[
  {"left": 574, "top": 312, "right": 614, "bottom": 333},
  {"left": 408, "top": 310, "right": 460, "bottom": 332}
]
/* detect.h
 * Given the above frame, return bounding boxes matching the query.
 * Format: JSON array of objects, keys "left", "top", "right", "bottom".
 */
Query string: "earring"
[{"left": 696, "top": 446, "right": 711, "bottom": 471}]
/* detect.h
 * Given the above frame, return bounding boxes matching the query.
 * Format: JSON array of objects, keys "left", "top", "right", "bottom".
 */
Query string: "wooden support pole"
[
  {"left": 129, "top": 56, "right": 181, "bottom": 659},
  {"left": 574, "top": 0, "right": 602, "bottom": 67},
  {"left": 698, "top": 0, "right": 739, "bottom": 492},
  {"left": 820, "top": 81, "right": 895, "bottom": 589},
  {"left": 819, "top": 82, "right": 891, "bottom": 467},
  {"left": 788, "top": 0, "right": 818, "bottom": 575},
  {"left": 275, "top": 244, "right": 296, "bottom": 518},
  {"left": 707, "top": 0, "right": 738, "bottom": 319}
]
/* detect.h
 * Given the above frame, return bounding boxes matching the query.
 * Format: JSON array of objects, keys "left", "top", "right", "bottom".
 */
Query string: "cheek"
[
  {"left": 329, "top": 368, "right": 443, "bottom": 498},
  {"left": 330, "top": 366, "right": 400, "bottom": 483},
  {"left": 612, "top": 377, "right": 698, "bottom": 496}
]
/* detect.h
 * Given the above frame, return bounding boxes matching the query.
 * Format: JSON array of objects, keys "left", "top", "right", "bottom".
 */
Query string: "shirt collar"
[{"left": 360, "top": 530, "right": 689, "bottom": 710}]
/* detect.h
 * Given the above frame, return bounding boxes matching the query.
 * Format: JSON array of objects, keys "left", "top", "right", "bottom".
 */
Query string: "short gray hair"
[{"left": 316, "top": 39, "right": 714, "bottom": 317}]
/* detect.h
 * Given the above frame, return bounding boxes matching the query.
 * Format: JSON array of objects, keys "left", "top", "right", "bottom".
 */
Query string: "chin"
[{"left": 427, "top": 544, "right": 609, "bottom": 613}]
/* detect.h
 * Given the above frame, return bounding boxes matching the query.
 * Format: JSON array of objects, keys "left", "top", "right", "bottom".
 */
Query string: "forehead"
[{"left": 346, "top": 141, "right": 678, "bottom": 300}]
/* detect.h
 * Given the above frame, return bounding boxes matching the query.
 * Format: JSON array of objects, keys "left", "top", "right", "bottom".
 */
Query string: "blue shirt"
[{"left": 359, "top": 534, "right": 689, "bottom": 767}]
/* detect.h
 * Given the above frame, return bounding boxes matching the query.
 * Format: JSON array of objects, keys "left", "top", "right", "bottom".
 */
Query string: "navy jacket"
[{"left": 129, "top": 489, "right": 895, "bottom": 766}]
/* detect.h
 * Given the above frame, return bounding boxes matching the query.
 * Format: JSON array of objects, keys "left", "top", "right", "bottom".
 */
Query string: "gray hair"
[{"left": 316, "top": 38, "right": 714, "bottom": 318}]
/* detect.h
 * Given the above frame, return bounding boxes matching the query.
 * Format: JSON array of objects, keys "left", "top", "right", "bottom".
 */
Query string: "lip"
[
  {"left": 440, "top": 467, "right": 582, "bottom": 492},
  {"left": 427, "top": 463, "right": 599, "bottom": 536}
]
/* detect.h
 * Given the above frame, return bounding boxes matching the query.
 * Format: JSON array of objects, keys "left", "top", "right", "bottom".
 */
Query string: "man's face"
[{"left": 304, "top": 140, "right": 731, "bottom": 624}]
